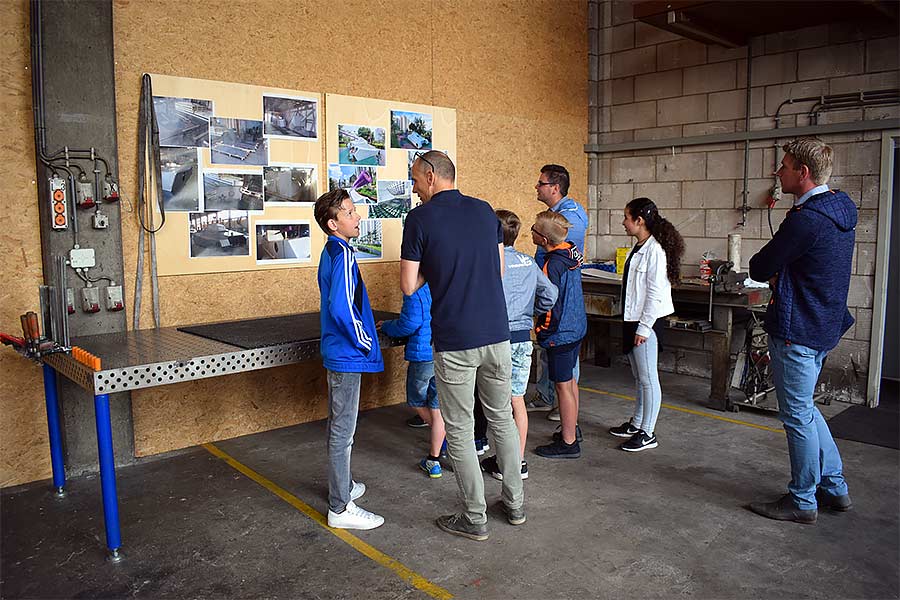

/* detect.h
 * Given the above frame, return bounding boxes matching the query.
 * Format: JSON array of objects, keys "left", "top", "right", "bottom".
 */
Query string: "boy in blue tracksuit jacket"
[
  {"left": 531, "top": 210, "right": 587, "bottom": 460},
  {"left": 314, "top": 189, "right": 384, "bottom": 531},
  {"left": 378, "top": 284, "right": 447, "bottom": 478}
]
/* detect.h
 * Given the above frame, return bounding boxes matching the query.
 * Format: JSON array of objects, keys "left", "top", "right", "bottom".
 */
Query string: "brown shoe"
[{"left": 748, "top": 494, "right": 817, "bottom": 524}]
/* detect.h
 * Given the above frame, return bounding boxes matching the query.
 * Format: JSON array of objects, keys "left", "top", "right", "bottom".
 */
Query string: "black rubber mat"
[
  {"left": 827, "top": 380, "right": 899, "bottom": 450},
  {"left": 178, "top": 311, "right": 397, "bottom": 350}
]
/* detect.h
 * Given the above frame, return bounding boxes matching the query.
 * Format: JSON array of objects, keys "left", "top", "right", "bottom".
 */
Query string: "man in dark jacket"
[{"left": 748, "top": 138, "right": 855, "bottom": 524}]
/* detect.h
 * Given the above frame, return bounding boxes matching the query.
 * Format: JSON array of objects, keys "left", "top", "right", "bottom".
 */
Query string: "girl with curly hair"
[{"left": 609, "top": 197, "right": 684, "bottom": 452}]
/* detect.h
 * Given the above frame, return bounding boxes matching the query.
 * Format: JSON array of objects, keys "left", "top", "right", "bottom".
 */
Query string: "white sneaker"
[
  {"left": 327, "top": 501, "right": 385, "bottom": 530},
  {"left": 350, "top": 481, "right": 365, "bottom": 501},
  {"left": 547, "top": 407, "right": 560, "bottom": 421}
]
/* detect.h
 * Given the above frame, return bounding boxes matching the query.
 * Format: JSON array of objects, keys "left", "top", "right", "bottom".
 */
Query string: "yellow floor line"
[
  {"left": 202, "top": 442, "right": 453, "bottom": 600},
  {"left": 578, "top": 386, "right": 785, "bottom": 434}
]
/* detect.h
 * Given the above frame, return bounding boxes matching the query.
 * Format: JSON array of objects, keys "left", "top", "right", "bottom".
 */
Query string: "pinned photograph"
[
  {"left": 372, "top": 180, "right": 412, "bottom": 219},
  {"left": 203, "top": 172, "right": 264, "bottom": 212},
  {"left": 328, "top": 164, "right": 377, "bottom": 204},
  {"left": 264, "top": 165, "right": 317, "bottom": 204},
  {"left": 255, "top": 221, "right": 311, "bottom": 264},
  {"left": 263, "top": 95, "right": 317, "bottom": 139},
  {"left": 153, "top": 96, "right": 212, "bottom": 147},
  {"left": 189, "top": 210, "right": 249, "bottom": 258},
  {"left": 160, "top": 147, "right": 202, "bottom": 212},
  {"left": 209, "top": 117, "right": 268, "bottom": 166},
  {"left": 351, "top": 219, "right": 382, "bottom": 260},
  {"left": 391, "top": 110, "right": 432, "bottom": 150},
  {"left": 338, "top": 124, "right": 386, "bottom": 166}
]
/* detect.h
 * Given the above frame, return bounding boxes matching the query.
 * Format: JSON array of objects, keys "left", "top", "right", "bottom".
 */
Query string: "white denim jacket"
[{"left": 623, "top": 235, "right": 675, "bottom": 338}]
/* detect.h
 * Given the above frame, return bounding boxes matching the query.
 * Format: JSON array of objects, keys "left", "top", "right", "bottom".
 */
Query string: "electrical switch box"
[
  {"left": 69, "top": 247, "right": 96, "bottom": 269},
  {"left": 75, "top": 176, "right": 95, "bottom": 208},
  {"left": 49, "top": 176, "right": 68, "bottom": 230},
  {"left": 92, "top": 211, "right": 109, "bottom": 229},
  {"left": 102, "top": 179, "right": 119, "bottom": 202},
  {"left": 81, "top": 287, "right": 101, "bottom": 313},
  {"left": 105, "top": 285, "right": 124, "bottom": 311},
  {"left": 65, "top": 288, "right": 76, "bottom": 314}
]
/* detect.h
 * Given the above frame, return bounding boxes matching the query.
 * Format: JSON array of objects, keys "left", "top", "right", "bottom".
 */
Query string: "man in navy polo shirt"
[
  {"left": 527, "top": 164, "right": 589, "bottom": 420},
  {"left": 401, "top": 151, "right": 525, "bottom": 541}
]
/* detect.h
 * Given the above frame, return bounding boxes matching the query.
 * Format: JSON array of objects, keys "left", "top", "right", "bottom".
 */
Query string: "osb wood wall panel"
[
  {"left": 0, "top": 0, "right": 588, "bottom": 484},
  {"left": 0, "top": 1, "right": 52, "bottom": 488}
]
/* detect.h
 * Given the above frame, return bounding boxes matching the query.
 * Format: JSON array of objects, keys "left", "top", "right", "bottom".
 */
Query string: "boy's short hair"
[
  {"left": 495, "top": 209, "right": 521, "bottom": 246},
  {"left": 314, "top": 188, "right": 350, "bottom": 235},
  {"left": 534, "top": 210, "right": 570, "bottom": 245}
]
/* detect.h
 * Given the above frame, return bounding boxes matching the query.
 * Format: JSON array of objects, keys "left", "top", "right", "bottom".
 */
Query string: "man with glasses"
[
  {"left": 401, "top": 150, "right": 524, "bottom": 541},
  {"left": 527, "top": 165, "right": 588, "bottom": 421}
]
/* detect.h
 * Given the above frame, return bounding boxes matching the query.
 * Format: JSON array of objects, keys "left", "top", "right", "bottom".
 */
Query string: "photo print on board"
[
  {"left": 263, "top": 164, "right": 317, "bottom": 204},
  {"left": 255, "top": 221, "right": 312, "bottom": 264},
  {"left": 338, "top": 124, "right": 386, "bottom": 166},
  {"left": 153, "top": 96, "right": 213, "bottom": 147},
  {"left": 390, "top": 110, "right": 432, "bottom": 150},
  {"left": 189, "top": 210, "right": 250, "bottom": 258},
  {"left": 203, "top": 171, "right": 264, "bottom": 212},
  {"left": 263, "top": 95, "right": 318, "bottom": 139},
  {"left": 350, "top": 219, "right": 382, "bottom": 261},
  {"left": 328, "top": 164, "right": 378, "bottom": 204},
  {"left": 160, "top": 147, "right": 203, "bottom": 212},
  {"left": 372, "top": 180, "right": 412, "bottom": 219},
  {"left": 209, "top": 117, "right": 268, "bottom": 166}
]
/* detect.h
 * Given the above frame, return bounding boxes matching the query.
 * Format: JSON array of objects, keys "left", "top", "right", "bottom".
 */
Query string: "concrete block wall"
[{"left": 587, "top": 0, "right": 899, "bottom": 401}]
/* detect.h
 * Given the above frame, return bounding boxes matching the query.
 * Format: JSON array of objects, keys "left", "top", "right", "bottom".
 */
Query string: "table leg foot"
[
  {"left": 54, "top": 486, "right": 67, "bottom": 498},
  {"left": 106, "top": 548, "right": 124, "bottom": 563}
]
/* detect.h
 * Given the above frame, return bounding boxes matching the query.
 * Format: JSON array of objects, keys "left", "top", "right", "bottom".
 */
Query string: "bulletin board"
[
  {"left": 147, "top": 74, "right": 456, "bottom": 276},
  {"left": 324, "top": 93, "right": 457, "bottom": 262}
]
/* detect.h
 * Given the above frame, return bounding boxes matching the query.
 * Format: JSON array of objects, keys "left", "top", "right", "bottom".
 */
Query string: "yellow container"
[{"left": 615, "top": 247, "right": 630, "bottom": 274}]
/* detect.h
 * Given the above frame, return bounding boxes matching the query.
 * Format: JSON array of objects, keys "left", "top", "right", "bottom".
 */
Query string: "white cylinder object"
[{"left": 727, "top": 233, "right": 742, "bottom": 272}]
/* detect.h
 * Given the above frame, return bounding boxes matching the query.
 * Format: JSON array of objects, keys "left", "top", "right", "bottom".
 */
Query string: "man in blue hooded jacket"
[{"left": 748, "top": 138, "right": 855, "bottom": 524}]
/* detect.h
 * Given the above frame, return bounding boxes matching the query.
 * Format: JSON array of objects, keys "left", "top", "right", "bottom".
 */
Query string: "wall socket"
[
  {"left": 81, "top": 287, "right": 100, "bottom": 313},
  {"left": 92, "top": 211, "right": 109, "bottom": 229},
  {"left": 105, "top": 285, "right": 124, "bottom": 311}
]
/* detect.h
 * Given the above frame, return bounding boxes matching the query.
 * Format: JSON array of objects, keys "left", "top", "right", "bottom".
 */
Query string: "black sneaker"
[
  {"left": 620, "top": 430, "right": 658, "bottom": 452},
  {"left": 535, "top": 439, "right": 581, "bottom": 459},
  {"left": 609, "top": 421, "right": 639, "bottom": 438},
  {"left": 436, "top": 513, "right": 489, "bottom": 541},
  {"left": 552, "top": 424, "right": 583, "bottom": 443},
  {"left": 406, "top": 414, "right": 428, "bottom": 428},
  {"left": 481, "top": 455, "right": 529, "bottom": 480}
]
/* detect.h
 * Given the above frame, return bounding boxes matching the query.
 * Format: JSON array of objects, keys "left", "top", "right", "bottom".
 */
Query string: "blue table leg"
[
  {"left": 94, "top": 393, "right": 123, "bottom": 562},
  {"left": 42, "top": 363, "right": 66, "bottom": 497}
]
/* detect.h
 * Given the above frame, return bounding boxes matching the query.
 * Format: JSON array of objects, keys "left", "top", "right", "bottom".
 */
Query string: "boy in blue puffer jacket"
[
  {"left": 314, "top": 189, "right": 385, "bottom": 531},
  {"left": 531, "top": 210, "right": 587, "bottom": 460},
  {"left": 379, "top": 284, "right": 446, "bottom": 478}
]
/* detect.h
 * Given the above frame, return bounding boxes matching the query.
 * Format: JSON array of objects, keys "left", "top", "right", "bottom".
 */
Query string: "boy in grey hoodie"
[{"left": 480, "top": 209, "right": 558, "bottom": 481}]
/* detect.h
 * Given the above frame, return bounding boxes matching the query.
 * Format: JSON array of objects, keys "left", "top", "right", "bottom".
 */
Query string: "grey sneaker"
[
  {"left": 524, "top": 395, "right": 554, "bottom": 412},
  {"left": 547, "top": 407, "right": 560, "bottom": 421},
  {"left": 816, "top": 488, "right": 852, "bottom": 512},
  {"left": 499, "top": 502, "right": 526, "bottom": 525},
  {"left": 436, "top": 513, "right": 489, "bottom": 541}
]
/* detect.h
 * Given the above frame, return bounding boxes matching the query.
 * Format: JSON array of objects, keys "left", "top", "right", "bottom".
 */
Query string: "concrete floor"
[{"left": 2, "top": 364, "right": 898, "bottom": 599}]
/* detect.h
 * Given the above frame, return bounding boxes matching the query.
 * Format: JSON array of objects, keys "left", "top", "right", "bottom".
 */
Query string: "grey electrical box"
[
  {"left": 92, "top": 211, "right": 109, "bottom": 229},
  {"left": 69, "top": 247, "right": 96, "bottom": 269},
  {"left": 81, "top": 287, "right": 100, "bottom": 313},
  {"left": 75, "top": 176, "right": 95, "bottom": 208},
  {"left": 105, "top": 285, "right": 124, "bottom": 311},
  {"left": 65, "top": 288, "right": 75, "bottom": 314}
]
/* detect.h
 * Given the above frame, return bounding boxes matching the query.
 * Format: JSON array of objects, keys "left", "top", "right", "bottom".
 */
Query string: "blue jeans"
[
  {"left": 628, "top": 329, "right": 661, "bottom": 434},
  {"left": 534, "top": 345, "right": 580, "bottom": 404},
  {"left": 406, "top": 360, "right": 439, "bottom": 409},
  {"left": 326, "top": 370, "right": 361, "bottom": 512},
  {"left": 769, "top": 336, "right": 849, "bottom": 510}
]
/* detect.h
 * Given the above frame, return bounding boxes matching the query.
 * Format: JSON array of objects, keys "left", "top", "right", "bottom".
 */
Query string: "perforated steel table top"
[{"left": 43, "top": 312, "right": 401, "bottom": 395}]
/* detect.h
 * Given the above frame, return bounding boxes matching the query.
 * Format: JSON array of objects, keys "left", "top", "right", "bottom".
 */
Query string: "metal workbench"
[
  {"left": 38, "top": 311, "right": 400, "bottom": 562},
  {"left": 582, "top": 279, "right": 771, "bottom": 410}
]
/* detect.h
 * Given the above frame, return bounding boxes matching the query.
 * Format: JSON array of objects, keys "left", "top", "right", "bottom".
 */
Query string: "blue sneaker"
[
  {"left": 475, "top": 438, "right": 490, "bottom": 456},
  {"left": 439, "top": 439, "right": 448, "bottom": 459},
  {"left": 419, "top": 458, "right": 442, "bottom": 478}
]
